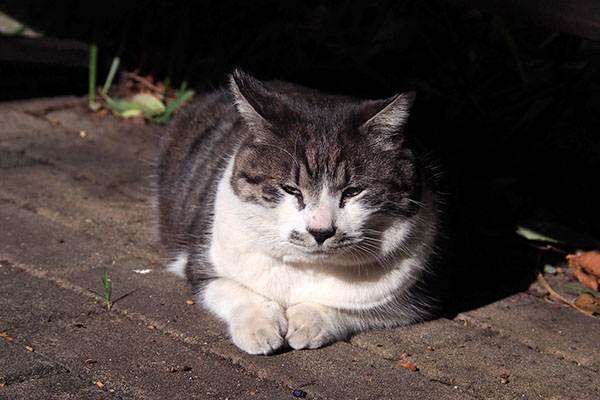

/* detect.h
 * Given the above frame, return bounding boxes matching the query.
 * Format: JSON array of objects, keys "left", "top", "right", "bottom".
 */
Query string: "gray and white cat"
[{"left": 156, "top": 70, "right": 439, "bottom": 355}]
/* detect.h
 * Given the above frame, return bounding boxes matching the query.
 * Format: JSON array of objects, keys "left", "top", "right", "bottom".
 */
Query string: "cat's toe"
[
  {"left": 231, "top": 318, "right": 286, "bottom": 355},
  {"left": 285, "top": 303, "right": 336, "bottom": 350},
  {"left": 230, "top": 304, "right": 288, "bottom": 355}
]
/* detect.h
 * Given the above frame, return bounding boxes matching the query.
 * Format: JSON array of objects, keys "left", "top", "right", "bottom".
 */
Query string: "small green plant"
[
  {"left": 564, "top": 285, "right": 600, "bottom": 297},
  {"left": 89, "top": 269, "right": 113, "bottom": 310},
  {"left": 101, "top": 269, "right": 113, "bottom": 310},
  {"left": 88, "top": 44, "right": 101, "bottom": 111},
  {"left": 88, "top": 46, "right": 194, "bottom": 124}
]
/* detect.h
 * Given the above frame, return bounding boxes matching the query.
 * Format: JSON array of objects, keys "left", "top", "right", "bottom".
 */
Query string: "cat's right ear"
[
  {"left": 229, "top": 69, "right": 275, "bottom": 133},
  {"left": 358, "top": 92, "right": 415, "bottom": 150}
]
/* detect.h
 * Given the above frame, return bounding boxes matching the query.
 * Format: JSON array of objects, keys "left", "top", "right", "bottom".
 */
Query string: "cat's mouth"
[
  {"left": 286, "top": 242, "right": 340, "bottom": 258},
  {"left": 290, "top": 241, "right": 358, "bottom": 257}
]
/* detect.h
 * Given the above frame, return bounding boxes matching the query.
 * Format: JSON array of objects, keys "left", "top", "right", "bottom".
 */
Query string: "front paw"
[
  {"left": 230, "top": 304, "right": 287, "bottom": 355},
  {"left": 285, "top": 303, "right": 339, "bottom": 350}
]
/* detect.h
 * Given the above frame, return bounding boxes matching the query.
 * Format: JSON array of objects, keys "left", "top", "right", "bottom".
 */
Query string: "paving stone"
[
  {"left": 208, "top": 337, "right": 477, "bottom": 400},
  {"left": 456, "top": 292, "right": 600, "bottom": 370},
  {"left": 1, "top": 373, "right": 114, "bottom": 400},
  {"left": 351, "top": 318, "right": 600, "bottom": 399},
  {"left": 0, "top": 339, "right": 67, "bottom": 387},
  {"left": 2, "top": 97, "right": 599, "bottom": 400},
  {"left": 0, "top": 262, "right": 291, "bottom": 400}
]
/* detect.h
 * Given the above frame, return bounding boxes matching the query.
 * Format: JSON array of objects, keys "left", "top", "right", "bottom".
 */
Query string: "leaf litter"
[
  {"left": 517, "top": 220, "right": 600, "bottom": 316},
  {"left": 88, "top": 49, "right": 194, "bottom": 125},
  {"left": 567, "top": 250, "right": 600, "bottom": 291}
]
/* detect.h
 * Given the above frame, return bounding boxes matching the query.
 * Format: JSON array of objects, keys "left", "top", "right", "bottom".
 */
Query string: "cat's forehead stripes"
[{"left": 295, "top": 138, "right": 349, "bottom": 194}]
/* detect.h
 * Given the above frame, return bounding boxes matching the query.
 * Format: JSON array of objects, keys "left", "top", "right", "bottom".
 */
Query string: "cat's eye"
[
  {"left": 281, "top": 185, "right": 302, "bottom": 197},
  {"left": 342, "top": 187, "right": 363, "bottom": 199}
]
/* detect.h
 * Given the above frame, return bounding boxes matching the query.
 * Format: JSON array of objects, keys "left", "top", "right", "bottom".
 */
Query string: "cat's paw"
[
  {"left": 285, "top": 302, "right": 338, "bottom": 350},
  {"left": 230, "top": 303, "right": 287, "bottom": 355}
]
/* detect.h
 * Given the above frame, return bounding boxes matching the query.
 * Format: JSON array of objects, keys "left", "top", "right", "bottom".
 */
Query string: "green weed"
[
  {"left": 89, "top": 269, "right": 113, "bottom": 310},
  {"left": 88, "top": 47, "right": 194, "bottom": 124}
]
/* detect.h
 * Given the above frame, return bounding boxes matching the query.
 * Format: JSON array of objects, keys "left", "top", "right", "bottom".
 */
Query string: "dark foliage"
[{"left": 2, "top": 0, "right": 598, "bottom": 313}]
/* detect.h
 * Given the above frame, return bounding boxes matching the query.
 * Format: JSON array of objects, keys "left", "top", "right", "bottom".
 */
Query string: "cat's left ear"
[
  {"left": 229, "top": 69, "right": 279, "bottom": 133},
  {"left": 360, "top": 91, "right": 415, "bottom": 143}
]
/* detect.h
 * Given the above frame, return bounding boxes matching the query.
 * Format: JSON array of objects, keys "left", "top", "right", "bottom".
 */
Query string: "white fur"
[
  {"left": 167, "top": 252, "right": 188, "bottom": 278},
  {"left": 200, "top": 157, "right": 436, "bottom": 354}
]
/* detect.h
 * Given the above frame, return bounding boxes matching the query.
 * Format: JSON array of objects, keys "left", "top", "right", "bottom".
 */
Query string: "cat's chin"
[
  {"left": 280, "top": 246, "right": 337, "bottom": 264},
  {"left": 280, "top": 244, "right": 360, "bottom": 266}
]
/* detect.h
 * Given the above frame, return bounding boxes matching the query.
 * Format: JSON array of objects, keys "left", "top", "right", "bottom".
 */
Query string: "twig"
[
  {"left": 527, "top": 242, "right": 568, "bottom": 254},
  {"left": 536, "top": 272, "right": 594, "bottom": 317},
  {"left": 537, "top": 272, "right": 571, "bottom": 305},
  {"left": 122, "top": 71, "right": 163, "bottom": 93}
]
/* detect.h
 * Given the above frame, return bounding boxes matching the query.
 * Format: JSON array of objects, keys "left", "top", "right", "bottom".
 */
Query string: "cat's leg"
[
  {"left": 285, "top": 302, "right": 356, "bottom": 350},
  {"left": 202, "top": 278, "right": 287, "bottom": 355}
]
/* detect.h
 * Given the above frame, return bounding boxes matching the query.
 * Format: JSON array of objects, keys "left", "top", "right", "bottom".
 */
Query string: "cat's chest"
[
  {"left": 209, "top": 204, "right": 411, "bottom": 310},
  {"left": 208, "top": 232, "right": 408, "bottom": 309}
]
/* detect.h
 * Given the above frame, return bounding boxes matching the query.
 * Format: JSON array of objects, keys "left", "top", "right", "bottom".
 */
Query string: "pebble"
[{"left": 293, "top": 389, "right": 307, "bottom": 398}]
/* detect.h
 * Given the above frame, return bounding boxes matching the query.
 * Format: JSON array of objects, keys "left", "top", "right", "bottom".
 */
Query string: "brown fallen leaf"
[
  {"left": 567, "top": 250, "right": 600, "bottom": 278},
  {"left": 573, "top": 266, "right": 599, "bottom": 292},
  {"left": 0, "top": 332, "right": 14, "bottom": 342},
  {"left": 396, "top": 362, "right": 419, "bottom": 371},
  {"left": 574, "top": 293, "right": 600, "bottom": 315},
  {"left": 125, "top": 114, "right": 147, "bottom": 125}
]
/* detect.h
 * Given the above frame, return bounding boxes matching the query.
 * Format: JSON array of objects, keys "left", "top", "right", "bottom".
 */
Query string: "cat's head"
[{"left": 229, "top": 70, "right": 421, "bottom": 265}]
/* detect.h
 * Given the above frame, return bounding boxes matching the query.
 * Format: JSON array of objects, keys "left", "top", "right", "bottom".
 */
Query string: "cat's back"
[
  {"left": 158, "top": 89, "right": 238, "bottom": 167},
  {"left": 156, "top": 88, "right": 242, "bottom": 252}
]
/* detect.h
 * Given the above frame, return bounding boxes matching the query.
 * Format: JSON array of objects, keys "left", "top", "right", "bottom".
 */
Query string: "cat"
[{"left": 156, "top": 70, "right": 439, "bottom": 355}]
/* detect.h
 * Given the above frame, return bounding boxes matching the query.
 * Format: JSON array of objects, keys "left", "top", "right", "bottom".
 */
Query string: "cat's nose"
[{"left": 308, "top": 227, "right": 336, "bottom": 245}]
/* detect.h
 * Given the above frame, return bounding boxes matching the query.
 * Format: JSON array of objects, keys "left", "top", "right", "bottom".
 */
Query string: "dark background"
[{"left": 1, "top": 0, "right": 599, "bottom": 314}]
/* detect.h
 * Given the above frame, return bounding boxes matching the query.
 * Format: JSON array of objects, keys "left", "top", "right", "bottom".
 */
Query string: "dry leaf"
[
  {"left": 574, "top": 293, "right": 600, "bottom": 315},
  {"left": 0, "top": 332, "right": 14, "bottom": 342},
  {"left": 573, "top": 266, "right": 599, "bottom": 291},
  {"left": 396, "top": 361, "right": 418, "bottom": 371},
  {"left": 567, "top": 250, "right": 600, "bottom": 278}
]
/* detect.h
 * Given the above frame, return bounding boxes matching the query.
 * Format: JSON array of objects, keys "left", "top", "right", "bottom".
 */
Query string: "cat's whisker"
[{"left": 361, "top": 237, "right": 384, "bottom": 245}]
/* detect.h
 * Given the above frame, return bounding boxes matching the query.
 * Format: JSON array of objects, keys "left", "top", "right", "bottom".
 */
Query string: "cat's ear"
[
  {"left": 359, "top": 92, "right": 415, "bottom": 146},
  {"left": 229, "top": 69, "right": 276, "bottom": 133}
]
